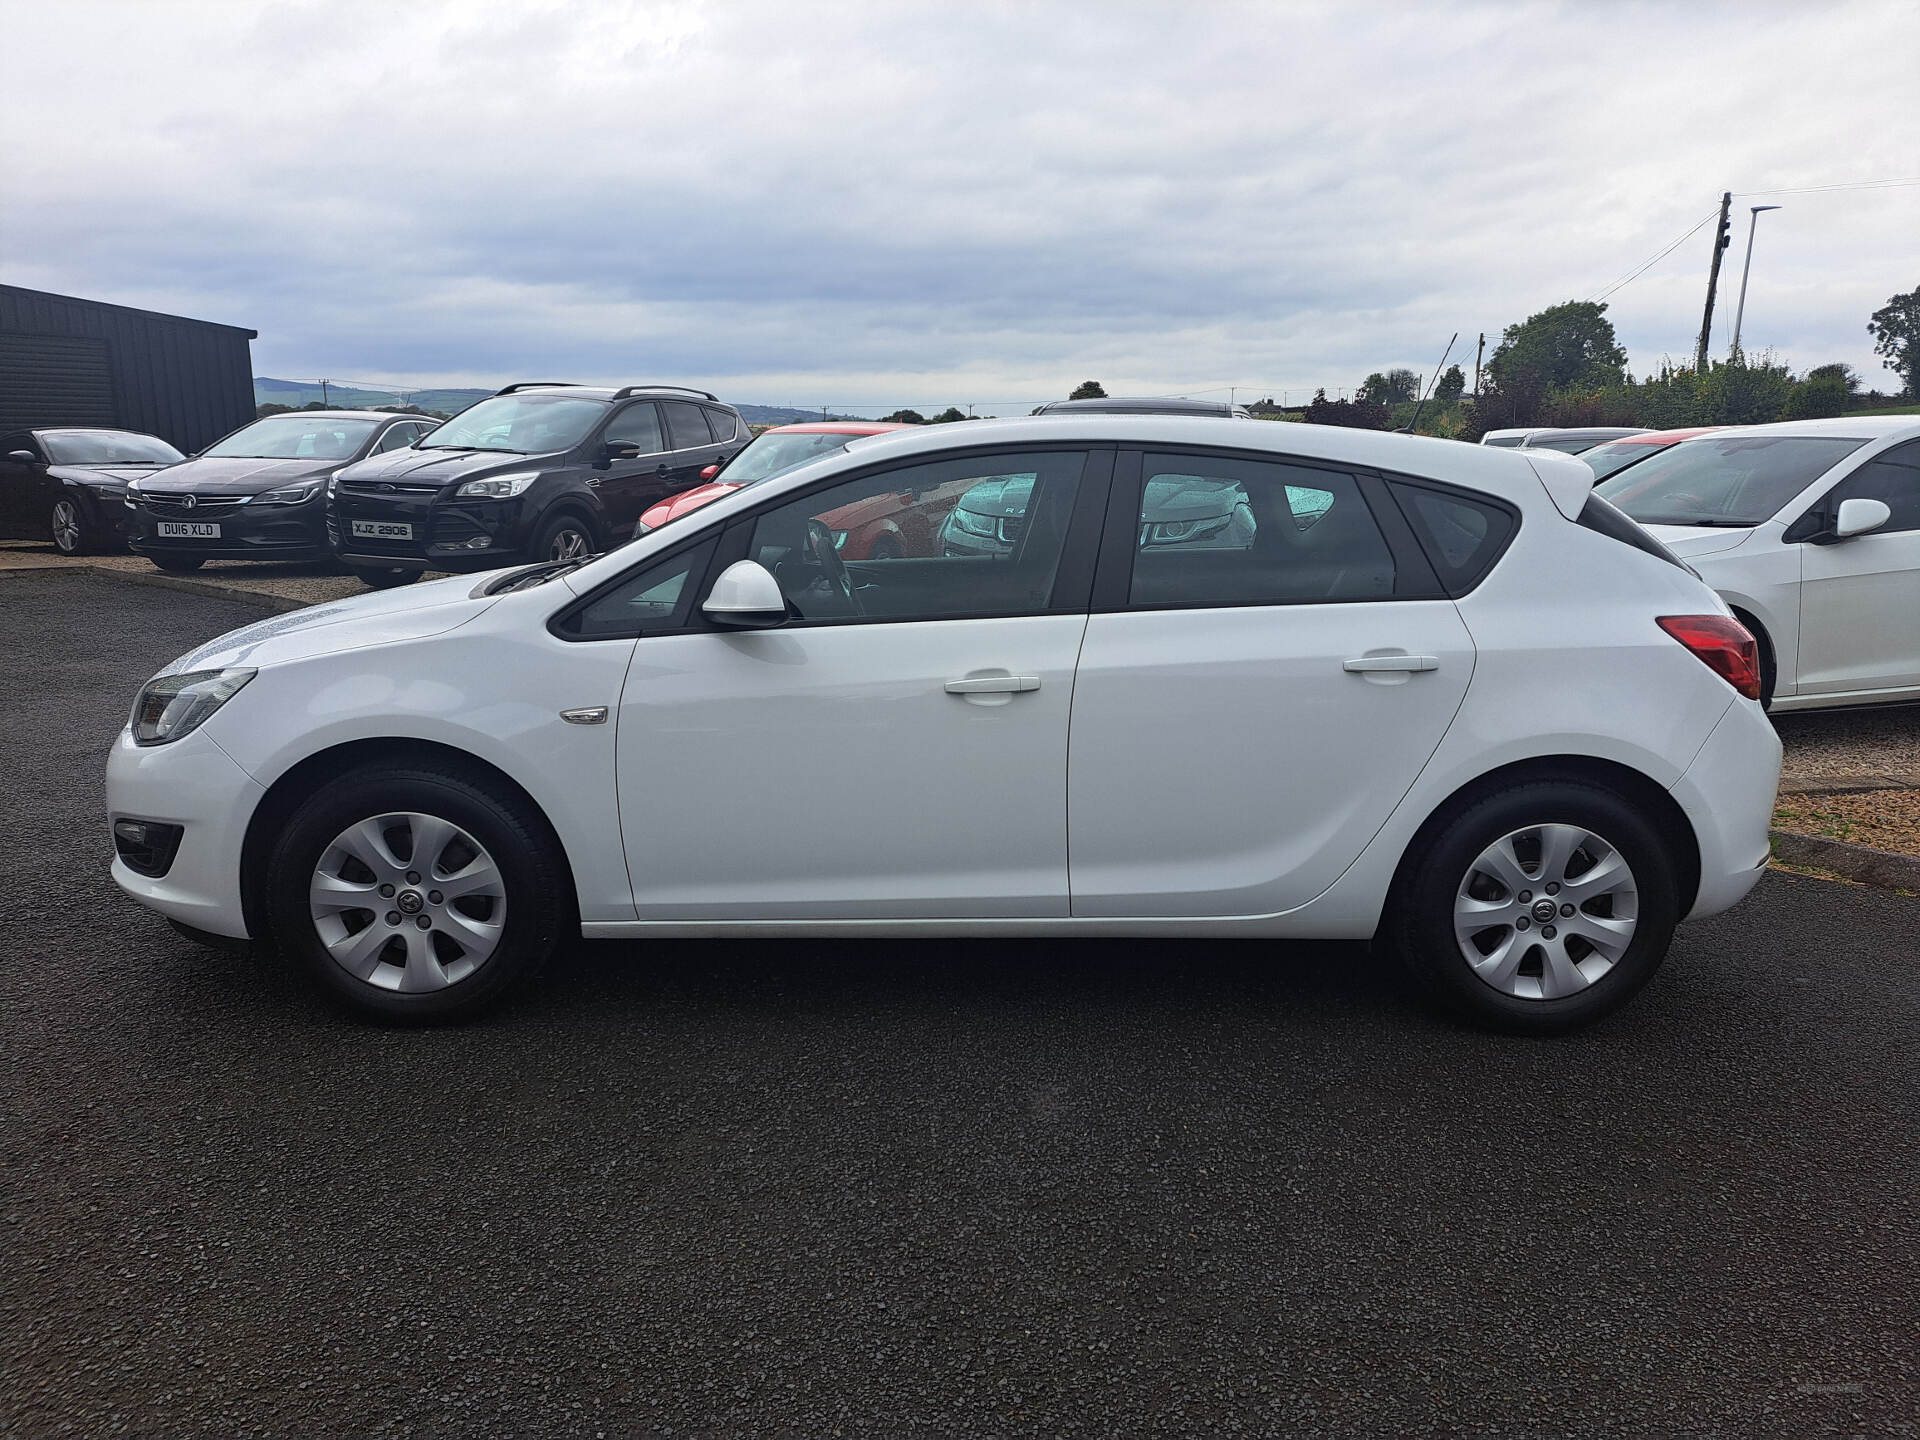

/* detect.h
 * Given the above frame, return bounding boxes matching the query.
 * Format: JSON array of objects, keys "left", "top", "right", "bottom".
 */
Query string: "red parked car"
[
  {"left": 633, "top": 421, "right": 913, "bottom": 537},
  {"left": 1579, "top": 426, "right": 1730, "bottom": 483}
]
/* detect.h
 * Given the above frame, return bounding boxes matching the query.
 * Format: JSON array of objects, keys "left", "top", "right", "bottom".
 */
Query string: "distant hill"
[{"left": 254, "top": 379, "right": 866, "bottom": 424}]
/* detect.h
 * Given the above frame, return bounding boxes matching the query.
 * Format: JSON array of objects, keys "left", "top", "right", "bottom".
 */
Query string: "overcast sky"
[{"left": 5, "top": 0, "right": 1917, "bottom": 411}]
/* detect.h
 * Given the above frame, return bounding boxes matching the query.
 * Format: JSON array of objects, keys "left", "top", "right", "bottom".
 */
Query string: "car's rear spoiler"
[{"left": 1526, "top": 451, "right": 1595, "bottom": 520}]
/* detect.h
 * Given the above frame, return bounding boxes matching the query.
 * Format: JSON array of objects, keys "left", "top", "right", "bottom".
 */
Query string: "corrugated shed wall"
[{"left": 0, "top": 285, "right": 256, "bottom": 452}]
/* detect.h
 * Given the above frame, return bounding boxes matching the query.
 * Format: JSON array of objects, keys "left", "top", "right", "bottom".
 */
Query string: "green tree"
[
  {"left": 1488, "top": 300, "right": 1628, "bottom": 395},
  {"left": 1434, "top": 365, "right": 1465, "bottom": 405},
  {"left": 255, "top": 402, "right": 293, "bottom": 418},
  {"left": 1068, "top": 380, "right": 1108, "bottom": 400},
  {"left": 1384, "top": 367, "right": 1419, "bottom": 402},
  {"left": 1867, "top": 286, "right": 1920, "bottom": 397},
  {"left": 927, "top": 407, "right": 968, "bottom": 424},
  {"left": 1302, "top": 388, "right": 1391, "bottom": 430},
  {"left": 1781, "top": 370, "right": 1853, "bottom": 420},
  {"left": 1356, "top": 372, "right": 1393, "bottom": 405},
  {"left": 879, "top": 409, "right": 925, "bottom": 424}
]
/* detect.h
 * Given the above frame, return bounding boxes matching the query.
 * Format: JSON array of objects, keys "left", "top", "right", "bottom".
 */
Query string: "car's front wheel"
[
  {"left": 50, "top": 495, "right": 99, "bottom": 555},
  {"left": 533, "top": 511, "right": 596, "bottom": 563},
  {"left": 1385, "top": 780, "right": 1680, "bottom": 1034},
  {"left": 265, "top": 763, "right": 571, "bottom": 1021}
]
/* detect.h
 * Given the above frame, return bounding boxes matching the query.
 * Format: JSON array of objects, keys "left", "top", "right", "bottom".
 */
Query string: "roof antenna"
[{"left": 1404, "top": 332, "right": 1459, "bottom": 435}]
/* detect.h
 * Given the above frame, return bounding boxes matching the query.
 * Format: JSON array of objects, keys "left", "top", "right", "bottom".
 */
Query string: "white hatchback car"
[
  {"left": 107, "top": 417, "right": 1780, "bottom": 1032},
  {"left": 1594, "top": 415, "right": 1920, "bottom": 710}
]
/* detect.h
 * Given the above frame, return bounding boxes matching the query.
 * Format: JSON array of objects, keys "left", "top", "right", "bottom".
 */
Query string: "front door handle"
[
  {"left": 945, "top": 675, "right": 1041, "bottom": 694},
  {"left": 1343, "top": 655, "right": 1439, "bottom": 673}
]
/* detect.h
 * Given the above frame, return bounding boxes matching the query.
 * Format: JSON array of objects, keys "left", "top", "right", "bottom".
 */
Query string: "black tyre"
[
  {"left": 868, "top": 535, "right": 903, "bottom": 561},
  {"left": 348, "top": 564, "right": 422, "bottom": 590},
  {"left": 150, "top": 553, "right": 205, "bottom": 572},
  {"left": 265, "top": 763, "right": 571, "bottom": 1022},
  {"left": 1383, "top": 780, "right": 1680, "bottom": 1035},
  {"left": 532, "top": 510, "right": 597, "bottom": 564}
]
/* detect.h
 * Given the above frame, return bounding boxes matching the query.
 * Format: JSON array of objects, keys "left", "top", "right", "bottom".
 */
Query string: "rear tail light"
[{"left": 1657, "top": 614, "right": 1762, "bottom": 700}]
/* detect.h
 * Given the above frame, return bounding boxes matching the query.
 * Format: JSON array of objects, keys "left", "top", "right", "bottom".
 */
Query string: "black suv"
[{"left": 327, "top": 383, "right": 746, "bottom": 587}]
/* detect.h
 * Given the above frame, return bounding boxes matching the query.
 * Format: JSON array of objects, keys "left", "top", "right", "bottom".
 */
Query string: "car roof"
[
  {"left": 247, "top": 409, "right": 402, "bottom": 421},
  {"left": 763, "top": 422, "right": 916, "bottom": 435},
  {"left": 494, "top": 384, "right": 731, "bottom": 405},
  {"left": 1678, "top": 414, "right": 1920, "bottom": 441},
  {"left": 1520, "top": 427, "right": 1649, "bottom": 442},
  {"left": 1596, "top": 426, "right": 1728, "bottom": 445}
]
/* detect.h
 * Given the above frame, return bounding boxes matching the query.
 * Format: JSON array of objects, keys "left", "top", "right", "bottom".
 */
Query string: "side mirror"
[
  {"left": 1833, "top": 497, "right": 1891, "bottom": 540},
  {"left": 601, "top": 441, "right": 641, "bottom": 465},
  {"left": 701, "top": 559, "right": 787, "bottom": 628},
  {"left": 8, "top": 449, "right": 42, "bottom": 465},
  {"left": 698, "top": 463, "right": 721, "bottom": 482}
]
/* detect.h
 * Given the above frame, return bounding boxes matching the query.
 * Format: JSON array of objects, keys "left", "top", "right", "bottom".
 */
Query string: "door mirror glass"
[
  {"left": 1834, "top": 496, "right": 1891, "bottom": 539},
  {"left": 702, "top": 559, "right": 787, "bottom": 628}
]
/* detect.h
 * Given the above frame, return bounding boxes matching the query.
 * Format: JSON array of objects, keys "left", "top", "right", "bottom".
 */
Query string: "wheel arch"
[
  {"left": 239, "top": 736, "right": 579, "bottom": 946},
  {"left": 1726, "top": 604, "right": 1777, "bottom": 705},
  {"left": 1384, "top": 753, "right": 1701, "bottom": 921}
]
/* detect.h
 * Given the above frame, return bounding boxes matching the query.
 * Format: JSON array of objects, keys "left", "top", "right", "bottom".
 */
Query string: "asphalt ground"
[{"left": 2, "top": 568, "right": 1916, "bottom": 1438}]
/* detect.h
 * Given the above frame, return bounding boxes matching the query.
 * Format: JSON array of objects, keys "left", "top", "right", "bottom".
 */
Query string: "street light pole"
[{"left": 1729, "top": 205, "right": 1783, "bottom": 360}]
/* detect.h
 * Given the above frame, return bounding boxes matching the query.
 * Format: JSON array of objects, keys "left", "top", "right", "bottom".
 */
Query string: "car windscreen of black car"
[
  {"left": 203, "top": 416, "right": 378, "bottom": 460},
  {"left": 39, "top": 430, "right": 185, "bottom": 465},
  {"left": 422, "top": 395, "right": 607, "bottom": 454}
]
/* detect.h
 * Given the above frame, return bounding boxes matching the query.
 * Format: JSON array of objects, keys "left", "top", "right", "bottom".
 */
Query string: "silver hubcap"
[
  {"left": 548, "top": 528, "right": 589, "bottom": 561},
  {"left": 1453, "top": 823, "right": 1639, "bottom": 1001},
  {"left": 52, "top": 500, "right": 79, "bottom": 552},
  {"left": 308, "top": 812, "right": 506, "bottom": 993}
]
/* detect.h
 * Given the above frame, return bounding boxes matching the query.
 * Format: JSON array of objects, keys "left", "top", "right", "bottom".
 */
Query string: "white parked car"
[
  {"left": 107, "top": 417, "right": 1780, "bottom": 1032},
  {"left": 1594, "top": 415, "right": 1920, "bottom": 710}
]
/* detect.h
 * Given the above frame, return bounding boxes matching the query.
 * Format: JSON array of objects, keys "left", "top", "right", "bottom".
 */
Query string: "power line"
[
  {"left": 1733, "top": 175, "right": 1920, "bottom": 197},
  {"left": 1588, "top": 208, "right": 1720, "bottom": 303}
]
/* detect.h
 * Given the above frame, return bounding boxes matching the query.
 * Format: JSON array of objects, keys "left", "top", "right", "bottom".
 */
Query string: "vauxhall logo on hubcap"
[
  {"left": 397, "top": 890, "right": 425, "bottom": 914},
  {"left": 1531, "top": 899, "right": 1559, "bottom": 924}
]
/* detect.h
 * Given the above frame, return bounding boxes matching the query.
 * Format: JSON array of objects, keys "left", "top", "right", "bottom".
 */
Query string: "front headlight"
[
  {"left": 125, "top": 478, "right": 143, "bottom": 509},
  {"left": 129, "top": 668, "right": 256, "bottom": 747},
  {"left": 456, "top": 472, "right": 539, "bottom": 499},
  {"left": 326, "top": 469, "right": 348, "bottom": 496},
  {"left": 950, "top": 508, "right": 997, "bottom": 537},
  {"left": 251, "top": 482, "right": 322, "bottom": 506}
]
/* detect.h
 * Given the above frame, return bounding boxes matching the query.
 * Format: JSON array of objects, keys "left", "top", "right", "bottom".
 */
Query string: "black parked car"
[
  {"left": 124, "top": 410, "right": 435, "bottom": 572},
  {"left": 0, "top": 428, "right": 185, "bottom": 554},
  {"left": 327, "top": 383, "right": 746, "bottom": 587}
]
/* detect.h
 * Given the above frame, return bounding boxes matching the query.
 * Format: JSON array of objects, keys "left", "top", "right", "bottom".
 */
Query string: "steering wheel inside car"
[{"left": 806, "top": 518, "right": 862, "bottom": 616}]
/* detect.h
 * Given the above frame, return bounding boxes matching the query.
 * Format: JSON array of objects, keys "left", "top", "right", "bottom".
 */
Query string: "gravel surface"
[
  {"left": 4, "top": 570, "right": 1918, "bottom": 1437},
  {"left": 0, "top": 539, "right": 448, "bottom": 607},
  {"left": 1775, "top": 702, "right": 1920, "bottom": 783},
  {"left": 1775, "top": 788, "right": 1920, "bottom": 859}
]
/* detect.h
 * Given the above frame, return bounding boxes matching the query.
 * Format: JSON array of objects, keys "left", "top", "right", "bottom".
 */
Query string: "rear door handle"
[
  {"left": 1343, "top": 655, "right": 1439, "bottom": 673},
  {"left": 945, "top": 675, "right": 1041, "bottom": 694}
]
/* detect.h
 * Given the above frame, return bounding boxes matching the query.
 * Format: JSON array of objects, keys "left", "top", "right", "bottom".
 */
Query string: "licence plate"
[
  {"left": 351, "top": 519, "right": 413, "bottom": 540},
  {"left": 157, "top": 521, "right": 220, "bottom": 538}
]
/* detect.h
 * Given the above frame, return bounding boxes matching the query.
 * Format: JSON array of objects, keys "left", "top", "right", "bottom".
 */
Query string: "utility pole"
[
  {"left": 1472, "top": 332, "right": 1485, "bottom": 399},
  {"left": 319, "top": 378, "right": 330, "bottom": 405},
  {"left": 1694, "top": 191, "right": 1733, "bottom": 373}
]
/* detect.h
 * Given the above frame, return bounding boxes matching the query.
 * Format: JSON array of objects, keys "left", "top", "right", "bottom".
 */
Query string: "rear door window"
[
  {"left": 1125, "top": 453, "right": 1396, "bottom": 607},
  {"left": 661, "top": 401, "right": 714, "bottom": 451},
  {"left": 604, "top": 403, "right": 665, "bottom": 454}
]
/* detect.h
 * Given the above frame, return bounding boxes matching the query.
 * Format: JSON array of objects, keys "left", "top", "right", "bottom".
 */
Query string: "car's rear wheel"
[
  {"left": 265, "top": 764, "right": 570, "bottom": 1022},
  {"left": 348, "top": 564, "right": 421, "bottom": 590},
  {"left": 1385, "top": 780, "right": 1679, "bottom": 1034},
  {"left": 150, "top": 553, "right": 205, "bottom": 572}
]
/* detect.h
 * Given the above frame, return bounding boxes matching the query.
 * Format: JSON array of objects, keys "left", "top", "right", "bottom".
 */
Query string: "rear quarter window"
[{"left": 1386, "top": 480, "right": 1518, "bottom": 594}]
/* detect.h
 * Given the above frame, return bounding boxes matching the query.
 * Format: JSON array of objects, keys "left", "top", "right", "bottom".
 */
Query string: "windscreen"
[
  {"left": 203, "top": 416, "right": 378, "bottom": 460},
  {"left": 1595, "top": 435, "right": 1868, "bottom": 526},
  {"left": 719, "top": 431, "right": 856, "bottom": 483},
  {"left": 39, "top": 430, "right": 184, "bottom": 465},
  {"left": 422, "top": 395, "right": 606, "bottom": 454}
]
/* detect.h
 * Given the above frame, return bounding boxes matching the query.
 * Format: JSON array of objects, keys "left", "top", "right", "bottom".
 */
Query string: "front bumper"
[
  {"left": 1670, "top": 698, "right": 1783, "bottom": 920},
  {"left": 106, "top": 726, "right": 262, "bottom": 939},
  {"left": 328, "top": 490, "right": 535, "bottom": 570},
  {"left": 126, "top": 496, "right": 329, "bottom": 562}
]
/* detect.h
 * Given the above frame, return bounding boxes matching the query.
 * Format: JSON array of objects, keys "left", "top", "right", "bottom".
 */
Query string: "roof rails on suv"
[
  {"left": 612, "top": 384, "right": 718, "bottom": 401},
  {"left": 494, "top": 382, "right": 584, "bottom": 396}
]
